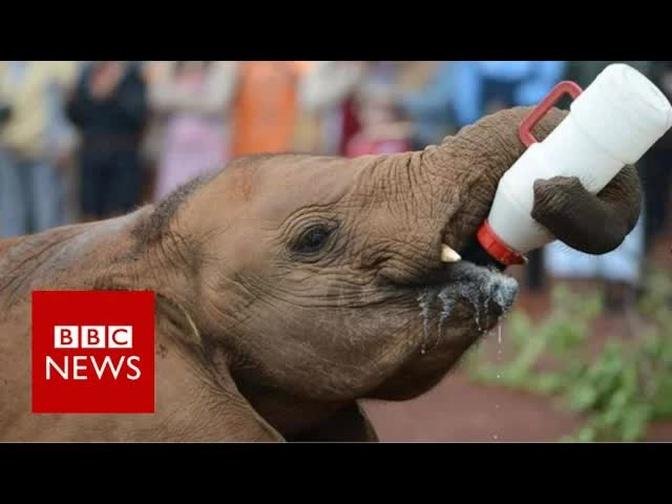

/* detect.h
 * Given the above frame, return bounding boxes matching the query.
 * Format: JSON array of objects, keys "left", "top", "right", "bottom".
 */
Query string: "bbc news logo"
[
  {"left": 47, "top": 326, "right": 141, "bottom": 381},
  {"left": 54, "top": 326, "right": 134, "bottom": 348},
  {"left": 32, "top": 291, "right": 155, "bottom": 413}
]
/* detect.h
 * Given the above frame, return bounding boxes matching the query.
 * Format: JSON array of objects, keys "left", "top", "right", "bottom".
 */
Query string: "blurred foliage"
[{"left": 466, "top": 269, "right": 672, "bottom": 442}]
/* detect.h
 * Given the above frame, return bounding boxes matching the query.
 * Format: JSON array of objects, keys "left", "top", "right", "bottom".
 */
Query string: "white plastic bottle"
[{"left": 477, "top": 63, "right": 672, "bottom": 266}]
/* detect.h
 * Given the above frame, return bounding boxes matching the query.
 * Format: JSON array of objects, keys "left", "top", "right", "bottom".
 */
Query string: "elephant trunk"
[
  {"left": 370, "top": 104, "right": 641, "bottom": 285},
  {"left": 410, "top": 106, "right": 568, "bottom": 254},
  {"left": 409, "top": 105, "right": 640, "bottom": 257}
]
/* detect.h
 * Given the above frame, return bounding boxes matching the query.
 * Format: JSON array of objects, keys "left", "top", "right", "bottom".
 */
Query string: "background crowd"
[{"left": 1, "top": 61, "right": 671, "bottom": 314}]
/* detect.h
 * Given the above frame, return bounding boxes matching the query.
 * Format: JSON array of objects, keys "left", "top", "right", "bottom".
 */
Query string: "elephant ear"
[{"left": 156, "top": 295, "right": 284, "bottom": 442}]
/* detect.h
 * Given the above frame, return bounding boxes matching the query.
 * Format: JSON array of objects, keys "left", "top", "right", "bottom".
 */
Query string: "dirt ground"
[
  {"left": 364, "top": 373, "right": 580, "bottom": 442},
  {"left": 364, "top": 372, "right": 672, "bottom": 442},
  {"left": 363, "top": 233, "right": 672, "bottom": 442}
]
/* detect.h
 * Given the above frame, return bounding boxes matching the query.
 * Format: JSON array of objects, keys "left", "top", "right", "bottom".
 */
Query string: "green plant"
[
  {"left": 466, "top": 269, "right": 672, "bottom": 442},
  {"left": 468, "top": 284, "right": 600, "bottom": 394}
]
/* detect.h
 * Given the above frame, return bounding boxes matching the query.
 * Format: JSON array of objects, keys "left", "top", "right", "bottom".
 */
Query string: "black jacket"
[{"left": 67, "top": 62, "right": 148, "bottom": 151}]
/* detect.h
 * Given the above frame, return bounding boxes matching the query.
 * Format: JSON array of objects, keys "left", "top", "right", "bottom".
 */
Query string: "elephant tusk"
[{"left": 441, "top": 244, "right": 461, "bottom": 263}]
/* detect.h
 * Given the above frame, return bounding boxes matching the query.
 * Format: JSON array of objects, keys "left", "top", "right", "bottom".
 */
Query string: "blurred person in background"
[
  {"left": 318, "top": 61, "right": 402, "bottom": 156},
  {"left": 66, "top": 61, "right": 148, "bottom": 221},
  {"left": 345, "top": 82, "right": 411, "bottom": 156},
  {"left": 0, "top": 99, "right": 9, "bottom": 126},
  {"left": 398, "top": 61, "right": 459, "bottom": 149},
  {"left": 544, "top": 61, "right": 653, "bottom": 313},
  {"left": 645, "top": 61, "right": 672, "bottom": 250},
  {"left": 0, "top": 61, "right": 78, "bottom": 237},
  {"left": 146, "top": 61, "right": 237, "bottom": 201},
  {"left": 297, "top": 61, "right": 366, "bottom": 154},
  {"left": 343, "top": 63, "right": 418, "bottom": 157},
  {"left": 451, "top": 61, "right": 567, "bottom": 291},
  {"left": 451, "top": 61, "right": 567, "bottom": 127},
  {"left": 300, "top": 61, "right": 427, "bottom": 156},
  {"left": 339, "top": 61, "right": 419, "bottom": 156},
  {"left": 231, "top": 61, "right": 309, "bottom": 157},
  {"left": 545, "top": 221, "right": 645, "bottom": 313},
  {"left": 299, "top": 61, "right": 457, "bottom": 155}
]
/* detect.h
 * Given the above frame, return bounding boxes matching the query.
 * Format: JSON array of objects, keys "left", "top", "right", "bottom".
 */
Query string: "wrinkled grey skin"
[{"left": 0, "top": 107, "right": 641, "bottom": 441}]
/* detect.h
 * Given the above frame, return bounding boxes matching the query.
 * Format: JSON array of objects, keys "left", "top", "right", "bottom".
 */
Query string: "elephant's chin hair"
[{"left": 415, "top": 261, "right": 518, "bottom": 351}]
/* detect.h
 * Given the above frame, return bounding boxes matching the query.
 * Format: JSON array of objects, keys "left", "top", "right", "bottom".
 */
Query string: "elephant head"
[{"left": 130, "top": 106, "right": 640, "bottom": 440}]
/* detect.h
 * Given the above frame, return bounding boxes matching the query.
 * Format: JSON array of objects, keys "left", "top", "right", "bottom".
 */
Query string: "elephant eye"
[{"left": 291, "top": 224, "right": 334, "bottom": 256}]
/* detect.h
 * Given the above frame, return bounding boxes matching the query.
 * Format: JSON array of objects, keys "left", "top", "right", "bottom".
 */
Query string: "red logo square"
[{"left": 32, "top": 291, "right": 155, "bottom": 414}]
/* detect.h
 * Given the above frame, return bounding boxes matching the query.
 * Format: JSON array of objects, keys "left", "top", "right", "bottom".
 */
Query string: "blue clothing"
[
  {"left": 0, "top": 61, "right": 72, "bottom": 237},
  {"left": 452, "top": 61, "right": 567, "bottom": 126},
  {"left": 402, "top": 62, "right": 457, "bottom": 146},
  {"left": 0, "top": 150, "right": 64, "bottom": 237},
  {"left": 544, "top": 215, "right": 645, "bottom": 284}
]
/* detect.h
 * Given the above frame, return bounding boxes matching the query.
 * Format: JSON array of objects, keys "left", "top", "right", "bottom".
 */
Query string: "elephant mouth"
[
  {"left": 413, "top": 260, "right": 518, "bottom": 350},
  {"left": 368, "top": 261, "right": 518, "bottom": 401}
]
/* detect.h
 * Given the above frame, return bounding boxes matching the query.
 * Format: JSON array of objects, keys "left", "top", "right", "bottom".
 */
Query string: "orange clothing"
[{"left": 231, "top": 61, "right": 310, "bottom": 157}]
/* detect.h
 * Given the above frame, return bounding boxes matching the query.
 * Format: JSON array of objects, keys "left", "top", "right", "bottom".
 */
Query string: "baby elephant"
[{"left": 0, "top": 107, "right": 640, "bottom": 441}]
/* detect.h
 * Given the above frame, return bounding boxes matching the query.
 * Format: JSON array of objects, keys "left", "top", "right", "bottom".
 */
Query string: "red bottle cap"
[{"left": 476, "top": 220, "right": 527, "bottom": 266}]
